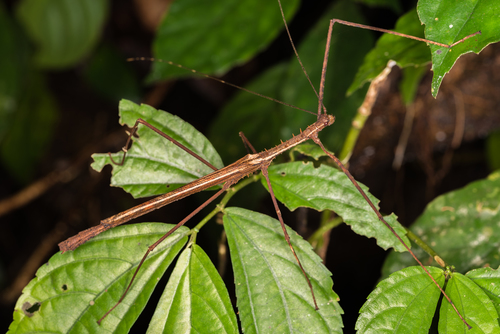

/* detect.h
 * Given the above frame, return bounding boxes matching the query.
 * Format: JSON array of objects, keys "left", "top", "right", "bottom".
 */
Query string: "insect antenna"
[{"left": 127, "top": 57, "right": 317, "bottom": 117}]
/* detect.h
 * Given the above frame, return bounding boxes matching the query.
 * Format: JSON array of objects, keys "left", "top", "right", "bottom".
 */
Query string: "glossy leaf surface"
[
  {"left": 356, "top": 266, "right": 444, "bottom": 333},
  {"left": 357, "top": 266, "right": 500, "bottom": 332},
  {"left": 224, "top": 207, "right": 343, "bottom": 334},
  {"left": 383, "top": 170, "right": 500, "bottom": 276},
  {"left": 265, "top": 162, "right": 410, "bottom": 252},
  {"left": 146, "top": 244, "right": 238, "bottom": 334},
  {"left": 439, "top": 272, "right": 499, "bottom": 332},
  {"left": 417, "top": 0, "right": 500, "bottom": 96}
]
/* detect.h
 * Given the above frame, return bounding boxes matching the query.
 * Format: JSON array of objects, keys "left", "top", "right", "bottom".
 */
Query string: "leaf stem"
[
  {"left": 405, "top": 228, "right": 447, "bottom": 268},
  {"left": 192, "top": 175, "right": 259, "bottom": 232},
  {"left": 308, "top": 211, "right": 343, "bottom": 249}
]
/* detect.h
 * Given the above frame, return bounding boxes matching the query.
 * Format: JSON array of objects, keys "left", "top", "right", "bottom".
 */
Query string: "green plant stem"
[
  {"left": 308, "top": 210, "right": 343, "bottom": 249},
  {"left": 192, "top": 175, "right": 259, "bottom": 232},
  {"left": 338, "top": 110, "right": 370, "bottom": 163},
  {"left": 405, "top": 228, "right": 448, "bottom": 268}
]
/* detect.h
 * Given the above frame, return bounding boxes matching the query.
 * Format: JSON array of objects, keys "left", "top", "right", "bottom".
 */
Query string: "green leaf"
[
  {"left": 439, "top": 272, "right": 500, "bottom": 332},
  {"left": 383, "top": 170, "right": 500, "bottom": 276},
  {"left": 417, "top": 0, "right": 500, "bottom": 97},
  {"left": 8, "top": 224, "right": 189, "bottom": 334},
  {"left": 290, "top": 143, "right": 331, "bottom": 161},
  {"left": 91, "top": 99, "right": 224, "bottom": 198},
  {"left": 223, "top": 207, "right": 343, "bottom": 334},
  {"left": 399, "top": 64, "right": 429, "bottom": 105},
  {"left": 0, "top": 73, "right": 58, "bottom": 183},
  {"left": 148, "top": 0, "right": 299, "bottom": 81},
  {"left": 357, "top": 266, "right": 500, "bottom": 332},
  {"left": 356, "top": 266, "right": 444, "bottom": 333},
  {"left": 264, "top": 162, "right": 410, "bottom": 252},
  {"left": 16, "top": 0, "right": 109, "bottom": 69},
  {"left": 486, "top": 131, "right": 500, "bottom": 171},
  {"left": 0, "top": 2, "right": 56, "bottom": 183},
  {"left": 466, "top": 266, "right": 500, "bottom": 318},
  {"left": 147, "top": 244, "right": 238, "bottom": 334},
  {"left": 348, "top": 9, "right": 431, "bottom": 95},
  {"left": 0, "top": 3, "right": 31, "bottom": 141}
]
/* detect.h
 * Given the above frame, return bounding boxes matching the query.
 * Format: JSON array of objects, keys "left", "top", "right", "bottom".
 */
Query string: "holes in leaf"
[
  {"left": 22, "top": 302, "right": 41, "bottom": 317},
  {"left": 436, "top": 49, "right": 443, "bottom": 55},
  {"left": 281, "top": 172, "right": 286, "bottom": 176},
  {"left": 61, "top": 284, "right": 68, "bottom": 291}
]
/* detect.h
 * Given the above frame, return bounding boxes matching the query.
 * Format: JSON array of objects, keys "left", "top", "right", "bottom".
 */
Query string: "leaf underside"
[{"left": 91, "top": 99, "right": 224, "bottom": 198}]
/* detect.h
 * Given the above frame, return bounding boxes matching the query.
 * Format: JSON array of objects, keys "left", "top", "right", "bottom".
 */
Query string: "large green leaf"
[
  {"left": 356, "top": 266, "right": 444, "bottom": 333},
  {"left": 0, "top": 73, "right": 58, "bottom": 183},
  {"left": 350, "top": 1, "right": 499, "bottom": 98},
  {"left": 146, "top": 244, "right": 238, "bottom": 334},
  {"left": 8, "top": 224, "right": 189, "bottom": 334},
  {"left": 466, "top": 267, "right": 500, "bottom": 317},
  {"left": 0, "top": 3, "right": 57, "bottom": 183},
  {"left": 348, "top": 9, "right": 431, "bottom": 95},
  {"left": 148, "top": 0, "right": 299, "bottom": 81},
  {"left": 0, "top": 3, "right": 31, "bottom": 141},
  {"left": 417, "top": 0, "right": 500, "bottom": 97},
  {"left": 16, "top": 0, "right": 109, "bottom": 69},
  {"left": 356, "top": 266, "right": 500, "bottom": 332},
  {"left": 224, "top": 207, "right": 343, "bottom": 334},
  {"left": 92, "top": 99, "right": 224, "bottom": 198},
  {"left": 439, "top": 272, "right": 499, "bottom": 332},
  {"left": 265, "top": 162, "right": 410, "bottom": 252},
  {"left": 383, "top": 170, "right": 500, "bottom": 276}
]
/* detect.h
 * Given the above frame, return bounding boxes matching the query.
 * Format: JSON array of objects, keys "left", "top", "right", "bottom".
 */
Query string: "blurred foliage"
[
  {"left": 0, "top": 0, "right": 111, "bottom": 182},
  {"left": 487, "top": 130, "right": 500, "bottom": 171},
  {"left": 2, "top": 0, "right": 498, "bottom": 182},
  {"left": 3, "top": 0, "right": 500, "bottom": 331}
]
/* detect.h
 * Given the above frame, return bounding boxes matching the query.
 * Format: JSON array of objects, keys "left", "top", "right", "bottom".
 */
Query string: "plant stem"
[
  {"left": 338, "top": 61, "right": 396, "bottom": 163},
  {"left": 405, "top": 228, "right": 447, "bottom": 268},
  {"left": 338, "top": 111, "right": 370, "bottom": 163},
  {"left": 192, "top": 175, "right": 259, "bottom": 232},
  {"left": 308, "top": 211, "right": 343, "bottom": 249}
]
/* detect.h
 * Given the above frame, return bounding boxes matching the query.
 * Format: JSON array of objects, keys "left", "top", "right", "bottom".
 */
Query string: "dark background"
[{"left": 1, "top": 0, "right": 499, "bottom": 332}]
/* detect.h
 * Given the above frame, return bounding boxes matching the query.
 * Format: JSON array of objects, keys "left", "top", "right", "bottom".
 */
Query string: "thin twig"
[
  {"left": 339, "top": 60, "right": 396, "bottom": 163},
  {"left": 393, "top": 102, "right": 418, "bottom": 170}
]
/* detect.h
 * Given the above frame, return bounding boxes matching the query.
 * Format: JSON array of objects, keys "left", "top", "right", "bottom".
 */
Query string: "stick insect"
[
  {"left": 53, "top": 0, "right": 483, "bottom": 330},
  {"left": 12, "top": 1, "right": 496, "bottom": 332}
]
